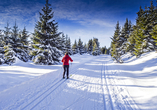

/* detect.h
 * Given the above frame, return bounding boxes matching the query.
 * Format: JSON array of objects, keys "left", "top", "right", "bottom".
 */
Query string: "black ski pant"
[{"left": 63, "top": 65, "right": 69, "bottom": 77}]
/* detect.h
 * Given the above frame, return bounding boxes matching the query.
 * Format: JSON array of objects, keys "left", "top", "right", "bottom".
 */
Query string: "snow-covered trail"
[{"left": 0, "top": 55, "right": 141, "bottom": 110}]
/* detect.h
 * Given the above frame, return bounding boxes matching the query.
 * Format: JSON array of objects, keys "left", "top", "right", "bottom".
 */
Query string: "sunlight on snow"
[
  {"left": 117, "top": 65, "right": 157, "bottom": 74},
  {"left": 84, "top": 62, "right": 102, "bottom": 65},
  {"left": 78, "top": 68, "right": 101, "bottom": 73},
  {"left": 67, "top": 74, "right": 103, "bottom": 94},
  {"left": 0, "top": 66, "right": 56, "bottom": 76}
]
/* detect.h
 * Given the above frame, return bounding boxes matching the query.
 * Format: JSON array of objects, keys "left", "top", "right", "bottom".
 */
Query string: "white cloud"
[
  {"left": 0, "top": 1, "right": 42, "bottom": 30},
  {"left": 52, "top": 0, "right": 115, "bottom": 28}
]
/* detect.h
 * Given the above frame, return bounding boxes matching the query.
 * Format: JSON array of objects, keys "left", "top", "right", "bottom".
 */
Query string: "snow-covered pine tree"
[
  {"left": 92, "top": 42, "right": 98, "bottom": 56},
  {"left": 83, "top": 43, "right": 88, "bottom": 53},
  {"left": 126, "top": 25, "right": 136, "bottom": 55},
  {"left": 3, "top": 23, "right": 11, "bottom": 45},
  {"left": 92, "top": 38, "right": 101, "bottom": 56},
  {"left": 150, "top": 24, "right": 157, "bottom": 50},
  {"left": 133, "top": 27, "right": 147, "bottom": 57},
  {"left": 65, "top": 35, "right": 73, "bottom": 55},
  {"left": 105, "top": 48, "right": 108, "bottom": 54},
  {"left": 18, "top": 27, "right": 30, "bottom": 62},
  {"left": 31, "top": 0, "right": 62, "bottom": 65},
  {"left": 0, "top": 30, "right": 4, "bottom": 47},
  {"left": 3, "top": 22, "right": 20, "bottom": 65},
  {"left": 146, "top": 1, "right": 157, "bottom": 50},
  {"left": 119, "top": 18, "right": 132, "bottom": 55},
  {"left": 19, "top": 27, "right": 29, "bottom": 46},
  {"left": 134, "top": 1, "right": 157, "bottom": 55},
  {"left": 101, "top": 46, "right": 106, "bottom": 54},
  {"left": 0, "top": 29, "right": 4, "bottom": 64},
  {"left": 110, "top": 21, "right": 122, "bottom": 62},
  {"left": 106, "top": 47, "right": 110, "bottom": 55},
  {"left": 78, "top": 38, "right": 84, "bottom": 55},
  {"left": 87, "top": 39, "right": 93, "bottom": 54},
  {"left": 60, "top": 33, "right": 66, "bottom": 54},
  {"left": 0, "top": 23, "right": 11, "bottom": 64},
  {"left": 72, "top": 39, "right": 78, "bottom": 54}
]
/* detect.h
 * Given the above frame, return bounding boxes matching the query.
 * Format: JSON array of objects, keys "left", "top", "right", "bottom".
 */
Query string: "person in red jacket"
[{"left": 62, "top": 52, "right": 73, "bottom": 79}]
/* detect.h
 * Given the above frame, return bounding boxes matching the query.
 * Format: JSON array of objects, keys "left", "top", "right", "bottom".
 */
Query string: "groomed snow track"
[
  {"left": 4, "top": 67, "right": 78, "bottom": 110},
  {"left": 100, "top": 58, "right": 139, "bottom": 110}
]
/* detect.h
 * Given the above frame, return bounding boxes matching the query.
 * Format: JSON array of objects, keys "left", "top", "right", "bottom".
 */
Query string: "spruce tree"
[
  {"left": 3, "top": 22, "right": 11, "bottom": 45},
  {"left": 31, "top": 0, "right": 62, "bottom": 65},
  {"left": 60, "top": 33, "right": 66, "bottom": 54},
  {"left": 135, "top": 1, "right": 156, "bottom": 53},
  {"left": 150, "top": 24, "right": 157, "bottom": 49},
  {"left": 65, "top": 35, "right": 72, "bottom": 55},
  {"left": 133, "top": 27, "right": 146, "bottom": 57},
  {"left": 72, "top": 39, "right": 78, "bottom": 54},
  {"left": 83, "top": 43, "right": 88, "bottom": 53},
  {"left": 87, "top": 39, "right": 93, "bottom": 54},
  {"left": 101, "top": 46, "right": 106, "bottom": 54},
  {"left": 18, "top": 27, "right": 30, "bottom": 62},
  {"left": 126, "top": 25, "right": 136, "bottom": 55},
  {"left": 111, "top": 21, "right": 121, "bottom": 62},
  {"left": 0, "top": 23, "right": 11, "bottom": 64},
  {"left": 92, "top": 38, "right": 101, "bottom": 56},
  {"left": 120, "top": 18, "right": 132, "bottom": 54},
  {"left": 4, "top": 22, "right": 20, "bottom": 65},
  {"left": 19, "top": 27, "right": 29, "bottom": 46},
  {"left": 0, "top": 30, "right": 4, "bottom": 64},
  {"left": 78, "top": 38, "right": 84, "bottom": 55}
]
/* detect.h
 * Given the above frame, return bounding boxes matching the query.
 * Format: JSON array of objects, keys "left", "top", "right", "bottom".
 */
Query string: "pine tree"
[
  {"left": 19, "top": 27, "right": 29, "bottom": 46},
  {"left": 105, "top": 49, "right": 108, "bottom": 54},
  {"left": 65, "top": 35, "right": 72, "bottom": 55},
  {"left": 78, "top": 38, "right": 84, "bottom": 55},
  {"left": 133, "top": 27, "right": 147, "bottom": 57},
  {"left": 150, "top": 24, "right": 157, "bottom": 49},
  {"left": 72, "top": 39, "right": 78, "bottom": 54},
  {"left": 3, "top": 22, "right": 21, "bottom": 64},
  {"left": 87, "top": 39, "right": 93, "bottom": 54},
  {"left": 101, "top": 46, "right": 106, "bottom": 54},
  {"left": 92, "top": 38, "right": 101, "bottom": 56},
  {"left": 110, "top": 21, "right": 121, "bottom": 62},
  {"left": 18, "top": 27, "right": 30, "bottom": 62},
  {"left": 83, "top": 43, "right": 88, "bottom": 53},
  {"left": 3, "top": 22, "right": 11, "bottom": 45},
  {"left": 0, "top": 29, "right": 4, "bottom": 48},
  {"left": 0, "top": 23, "right": 11, "bottom": 64},
  {"left": 126, "top": 25, "right": 136, "bottom": 55},
  {"left": 0, "top": 29, "right": 4, "bottom": 64},
  {"left": 31, "top": 0, "right": 62, "bottom": 65},
  {"left": 60, "top": 33, "right": 66, "bottom": 54},
  {"left": 135, "top": 1, "right": 156, "bottom": 53},
  {"left": 146, "top": 1, "right": 157, "bottom": 50},
  {"left": 120, "top": 18, "right": 133, "bottom": 54}
]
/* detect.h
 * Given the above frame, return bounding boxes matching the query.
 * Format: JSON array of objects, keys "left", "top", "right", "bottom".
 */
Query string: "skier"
[{"left": 62, "top": 52, "right": 73, "bottom": 79}]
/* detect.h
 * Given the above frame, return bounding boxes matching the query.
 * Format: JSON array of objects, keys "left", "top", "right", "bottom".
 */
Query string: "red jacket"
[{"left": 62, "top": 55, "right": 73, "bottom": 65}]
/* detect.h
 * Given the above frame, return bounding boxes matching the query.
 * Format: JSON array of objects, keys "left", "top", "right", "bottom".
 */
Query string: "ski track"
[
  {"left": 4, "top": 65, "right": 78, "bottom": 110},
  {"left": 103, "top": 56, "right": 140, "bottom": 110},
  {"left": 2, "top": 55, "right": 140, "bottom": 110},
  {"left": 101, "top": 61, "right": 114, "bottom": 110}
]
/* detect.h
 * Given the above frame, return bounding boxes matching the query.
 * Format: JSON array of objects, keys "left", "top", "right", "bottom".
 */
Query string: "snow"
[{"left": 0, "top": 53, "right": 157, "bottom": 109}]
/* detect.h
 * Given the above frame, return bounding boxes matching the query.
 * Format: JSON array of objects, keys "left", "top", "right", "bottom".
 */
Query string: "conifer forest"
[
  {"left": 1, "top": 0, "right": 157, "bottom": 65},
  {"left": 110, "top": 1, "right": 157, "bottom": 63},
  {"left": 0, "top": 0, "right": 109, "bottom": 65}
]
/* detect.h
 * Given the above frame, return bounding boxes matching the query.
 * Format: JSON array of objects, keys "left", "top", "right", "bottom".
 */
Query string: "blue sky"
[{"left": 0, "top": 0, "right": 156, "bottom": 48}]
